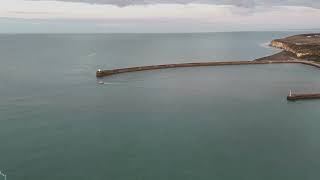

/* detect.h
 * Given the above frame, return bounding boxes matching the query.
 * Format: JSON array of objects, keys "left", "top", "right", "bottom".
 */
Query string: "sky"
[{"left": 0, "top": 0, "right": 320, "bottom": 33}]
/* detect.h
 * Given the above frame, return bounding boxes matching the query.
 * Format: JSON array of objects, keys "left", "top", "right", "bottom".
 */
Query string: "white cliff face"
[{"left": 271, "top": 40, "right": 298, "bottom": 55}]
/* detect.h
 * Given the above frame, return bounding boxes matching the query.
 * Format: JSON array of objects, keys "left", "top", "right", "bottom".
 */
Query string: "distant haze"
[
  {"left": 0, "top": 0, "right": 320, "bottom": 33},
  {"left": 31, "top": 0, "right": 320, "bottom": 8}
]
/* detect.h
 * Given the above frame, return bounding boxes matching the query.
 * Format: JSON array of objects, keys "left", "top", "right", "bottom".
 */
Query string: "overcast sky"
[{"left": 0, "top": 0, "right": 320, "bottom": 33}]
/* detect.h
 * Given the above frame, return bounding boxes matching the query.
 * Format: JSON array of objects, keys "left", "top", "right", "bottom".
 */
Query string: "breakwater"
[
  {"left": 96, "top": 60, "right": 320, "bottom": 77},
  {"left": 287, "top": 93, "right": 320, "bottom": 101}
]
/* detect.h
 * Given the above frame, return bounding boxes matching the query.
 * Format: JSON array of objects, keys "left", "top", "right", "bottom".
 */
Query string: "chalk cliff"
[{"left": 270, "top": 34, "right": 320, "bottom": 59}]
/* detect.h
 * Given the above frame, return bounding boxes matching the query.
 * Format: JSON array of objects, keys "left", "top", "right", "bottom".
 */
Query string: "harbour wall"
[{"left": 96, "top": 60, "right": 320, "bottom": 77}]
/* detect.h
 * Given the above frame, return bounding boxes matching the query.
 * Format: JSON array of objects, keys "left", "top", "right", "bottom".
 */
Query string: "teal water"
[{"left": 1, "top": 32, "right": 320, "bottom": 180}]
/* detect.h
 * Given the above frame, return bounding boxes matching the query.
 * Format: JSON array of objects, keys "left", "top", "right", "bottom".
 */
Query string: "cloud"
[
  {"left": 0, "top": 0, "right": 319, "bottom": 32},
  {"left": 0, "top": 1, "right": 236, "bottom": 19},
  {"left": 31, "top": 0, "right": 320, "bottom": 8},
  {"left": 1, "top": 1, "right": 320, "bottom": 21}
]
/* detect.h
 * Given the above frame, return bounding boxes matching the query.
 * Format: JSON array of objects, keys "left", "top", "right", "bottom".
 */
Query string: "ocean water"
[{"left": 1, "top": 32, "right": 320, "bottom": 180}]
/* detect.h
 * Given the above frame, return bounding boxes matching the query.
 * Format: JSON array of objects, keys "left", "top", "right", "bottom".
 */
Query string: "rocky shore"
[{"left": 255, "top": 51, "right": 298, "bottom": 61}]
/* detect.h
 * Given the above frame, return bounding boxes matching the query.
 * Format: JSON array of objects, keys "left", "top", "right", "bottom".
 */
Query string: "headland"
[{"left": 269, "top": 33, "right": 320, "bottom": 60}]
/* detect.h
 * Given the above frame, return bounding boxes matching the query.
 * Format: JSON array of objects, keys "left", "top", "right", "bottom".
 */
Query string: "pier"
[
  {"left": 96, "top": 60, "right": 320, "bottom": 77},
  {"left": 287, "top": 93, "right": 320, "bottom": 101}
]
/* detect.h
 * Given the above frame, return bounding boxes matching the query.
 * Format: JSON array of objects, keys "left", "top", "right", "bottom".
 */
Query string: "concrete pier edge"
[{"left": 96, "top": 60, "right": 320, "bottom": 77}]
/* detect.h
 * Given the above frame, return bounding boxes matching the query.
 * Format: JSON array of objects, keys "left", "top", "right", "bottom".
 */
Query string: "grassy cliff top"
[{"left": 277, "top": 34, "right": 320, "bottom": 45}]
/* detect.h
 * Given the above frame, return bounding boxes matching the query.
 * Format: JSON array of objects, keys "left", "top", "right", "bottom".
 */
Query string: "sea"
[{"left": 1, "top": 31, "right": 320, "bottom": 180}]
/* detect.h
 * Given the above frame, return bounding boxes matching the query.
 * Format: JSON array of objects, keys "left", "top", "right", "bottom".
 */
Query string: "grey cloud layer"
[{"left": 33, "top": 0, "right": 320, "bottom": 8}]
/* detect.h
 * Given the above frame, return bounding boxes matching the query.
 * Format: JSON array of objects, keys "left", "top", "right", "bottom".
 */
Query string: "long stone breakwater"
[{"left": 96, "top": 60, "right": 320, "bottom": 77}]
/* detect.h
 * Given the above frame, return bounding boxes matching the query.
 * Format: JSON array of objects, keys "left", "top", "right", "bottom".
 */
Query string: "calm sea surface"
[{"left": 1, "top": 32, "right": 320, "bottom": 180}]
